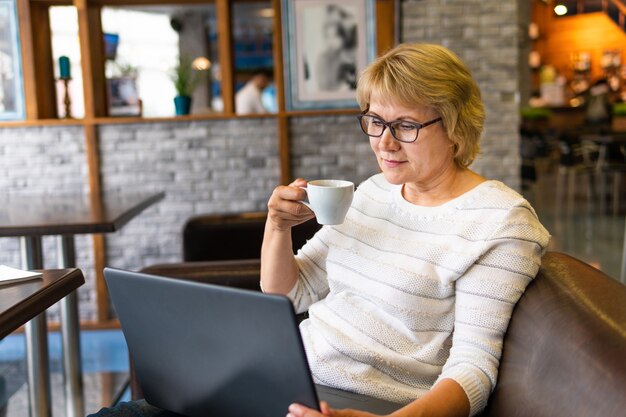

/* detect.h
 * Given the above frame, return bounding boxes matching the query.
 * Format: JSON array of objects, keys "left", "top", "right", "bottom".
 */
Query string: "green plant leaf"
[{"left": 170, "top": 54, "right": 203, "bottom": 96}]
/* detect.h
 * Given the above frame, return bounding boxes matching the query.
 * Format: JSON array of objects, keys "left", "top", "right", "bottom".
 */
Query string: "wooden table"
[
  {"left": 0, "top": 192, "right": 165, "bottom": 417},
  {"left": 0, "top": 269, "right": 84, "bottom": 417}
]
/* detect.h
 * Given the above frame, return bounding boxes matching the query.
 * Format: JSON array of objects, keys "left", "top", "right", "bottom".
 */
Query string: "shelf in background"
[
  {"left": 0, "top": 118, "right": 86, "bottom": 128},
  {"left": 0, "top": 108, "right": 361, "bottom": 129}
]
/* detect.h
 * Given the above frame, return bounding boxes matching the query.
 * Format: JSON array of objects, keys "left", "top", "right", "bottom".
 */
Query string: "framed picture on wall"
[
  {"left": 282, "top": 0, "right": 376, "bottom": 110},
  {"left": 0, "top": 0, "right": 24, "bottom": 120},
  {"left": 107, "top": 76, "right": 142, "bottom": 117}
]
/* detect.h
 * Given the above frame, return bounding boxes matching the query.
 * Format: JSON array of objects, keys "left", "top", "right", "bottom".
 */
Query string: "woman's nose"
[{"left": 378, "top": 128, "right": 400, "bottom": 151}]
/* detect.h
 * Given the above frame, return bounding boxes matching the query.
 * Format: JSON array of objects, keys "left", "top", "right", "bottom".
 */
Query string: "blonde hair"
[{"left": 356, "top": 43, "right": 484, "bottom": 168}]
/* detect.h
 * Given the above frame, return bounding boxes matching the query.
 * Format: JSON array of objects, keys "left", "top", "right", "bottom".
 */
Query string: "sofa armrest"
[
  {"left": 141, "top": 259, "right": 262, "bottom": 291},
  {"left": 481, "top": 252, "right": 626, "bottom": 417}
]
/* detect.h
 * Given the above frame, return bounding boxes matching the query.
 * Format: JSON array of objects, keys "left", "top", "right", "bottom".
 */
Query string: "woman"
[
  {"left": 262, "top": 43, "right": 549, "bottom": 417},
  {"left": 90, "top": 43, "right": 549, "bottom": 417}
]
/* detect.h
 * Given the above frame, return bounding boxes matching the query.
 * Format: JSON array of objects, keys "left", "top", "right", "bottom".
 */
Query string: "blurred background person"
[{"left": 235, "top": 69, "right": 272, "bottom": 115}]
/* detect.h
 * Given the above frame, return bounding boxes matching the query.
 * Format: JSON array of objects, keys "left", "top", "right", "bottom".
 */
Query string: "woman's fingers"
[
  {"left": 268, "top": 194, "right": 312, "bottom": 220},
  {"left": 271, "top": 186, "right": 308, "bottom": 207},
  {"left": 320, "top": 401, "right": 333, "bottom": 416},
  {"left": 267, "top": 182, "right": 314, "bottom": 231},
  {"left": 289, "top": 178, "right": 309, "bottom": 188},
  {"left": 287, "top": 403, "right": 326, "bottom": 417},
  {"left": 287, "top": 403, "right": 377, "bottom": 417}
]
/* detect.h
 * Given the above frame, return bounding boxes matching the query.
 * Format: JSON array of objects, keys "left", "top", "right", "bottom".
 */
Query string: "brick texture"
[
  {"left": 401, "top": 0, "right": 522, "bottom": 189},
  {"left": 290, "top": 115, "right": 380, "bottom": 184},
  {"left": 99, "top": 118, "right": 280, "bottom": 273},
  {"left": 0, "top": 126, "right": 96, "bottom": 320}
]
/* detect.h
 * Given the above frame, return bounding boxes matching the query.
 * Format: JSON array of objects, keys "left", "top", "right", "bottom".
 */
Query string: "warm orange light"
[
  {"left": 192, "top": 57, "right": 211, "bottom": 71},
  {"left": 258, "top": 8, "right": 274, "bottom": 18}
]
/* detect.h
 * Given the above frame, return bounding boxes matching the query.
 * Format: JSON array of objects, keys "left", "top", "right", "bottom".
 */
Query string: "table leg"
[
  {"left": 57, "top": 235, "right": 84, "bottom": 417},
  {"left": 20, "top": 236, "right": 51, "bottom": 417},
  {"left": 24, "top": 314, "right": 51, "bottom": 417},
  {"left": 20, "top": 236, "right": 43, "bottom": 271}
]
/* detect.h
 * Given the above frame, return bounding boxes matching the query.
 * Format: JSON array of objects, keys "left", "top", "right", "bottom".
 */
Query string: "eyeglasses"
[{"left": 357, "top": 114, "right": 443, "bottom": 143}]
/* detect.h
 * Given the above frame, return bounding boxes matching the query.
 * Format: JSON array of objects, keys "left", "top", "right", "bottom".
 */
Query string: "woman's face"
[{"left": 367, "top": 95, "right": 456, "bottom": 188}]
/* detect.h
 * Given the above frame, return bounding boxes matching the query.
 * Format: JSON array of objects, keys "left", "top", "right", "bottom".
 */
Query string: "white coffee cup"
[{"left": 301, "top": 179, "right": 354, "bottom": 225}]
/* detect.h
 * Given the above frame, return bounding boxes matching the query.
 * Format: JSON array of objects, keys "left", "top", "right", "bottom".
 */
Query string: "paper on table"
[{"left": 0, "top": 265, "right": 43, "bottom": 285}]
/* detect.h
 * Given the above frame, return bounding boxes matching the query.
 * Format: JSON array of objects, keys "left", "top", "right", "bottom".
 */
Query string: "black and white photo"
[
  {"left": 0, "top": 0, "right": 24, "bottom": 120},
  {"left": 283, "top": 0, "right": 375, "bottom": 110}
]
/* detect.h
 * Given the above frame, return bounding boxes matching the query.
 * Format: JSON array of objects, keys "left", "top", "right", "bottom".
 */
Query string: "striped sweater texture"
[{"left": 288, "top": 174, "right": 550, "bottom": 416}]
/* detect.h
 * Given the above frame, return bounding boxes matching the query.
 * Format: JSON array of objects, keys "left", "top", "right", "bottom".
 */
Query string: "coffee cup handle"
[{"left": 299, "top": 187, "right": 313, "bottom": 211}]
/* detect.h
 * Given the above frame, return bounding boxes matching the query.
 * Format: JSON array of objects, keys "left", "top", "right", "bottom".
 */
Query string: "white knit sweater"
[{"left": 287, "top": 174, "right": 550, "bottom": 416}]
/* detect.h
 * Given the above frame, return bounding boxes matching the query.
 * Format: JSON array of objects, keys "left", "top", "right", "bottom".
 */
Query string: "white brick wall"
[
  {"left": 0, "top": 126, "right": 96, "bottom": 320},
  {"left": 99, "top": 118, "right": 280, "bottom": 274},
  {"left": 290, "top": 115, "right": 380, "bottom": 184},
  {"left": 402, "top": 0, "right": 522, "bottom": 189}
]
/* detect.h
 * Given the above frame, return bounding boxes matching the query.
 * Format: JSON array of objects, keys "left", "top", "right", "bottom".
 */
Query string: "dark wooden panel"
[
  {"left": 30, "top": 0, "right": 72, "bottom": 4},
  {"left": 76, "top": 0, "right": 108, "bottom": 118},
  {"left": 88, "top": 0, "right": 213, "bottom": 5},
  {"left": 216, "top": 0, "right": 235, "bottom": 114},
  {"left": 271, "top": 0, "right": 285, "bottom": 113},
  {"left": 18, "top": 1, "right": 57, "bottom": 119},
  {"left": 84, "top": 123, "right": 103, "bottom": 201},
  {"left": 277, "top": 115, "right": 290, "bottom": 184},
  {"left": 32, "top": 4, "right": 58, "bottom": 118},
  {"left": 376, "top": 0, "right": 396, "bottom": 56},
  {"left": 0, "top": 192, "right": 165, "bottom": 237}
]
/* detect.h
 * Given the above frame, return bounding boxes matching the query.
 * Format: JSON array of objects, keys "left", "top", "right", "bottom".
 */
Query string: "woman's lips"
[{"left": 382, "top": 158, "right": 406, "bottom": 168}]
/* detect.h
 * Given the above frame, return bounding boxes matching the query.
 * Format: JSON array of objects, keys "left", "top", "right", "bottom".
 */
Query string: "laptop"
[{"left": 104, "top": 268, "right": 404, "bottom": 417}]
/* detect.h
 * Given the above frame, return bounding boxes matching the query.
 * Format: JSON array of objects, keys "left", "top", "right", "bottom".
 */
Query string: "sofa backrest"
[
  {"left": 183, "top": 212, "right": 321, "bottom": 262},
  {"left": 482, "top": 252, "right": 626, "bottom": 417}
]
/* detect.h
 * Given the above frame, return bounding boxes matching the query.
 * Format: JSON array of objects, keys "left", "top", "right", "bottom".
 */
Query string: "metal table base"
[
  {"left": 57, "top": 235, "right": 84, "bottom": 417},
  {"left": 19, "top": 235, "right": 84, "bottom": 417}
]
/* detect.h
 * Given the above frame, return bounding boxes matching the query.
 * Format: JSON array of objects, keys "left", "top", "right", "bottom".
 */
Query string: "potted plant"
[{"left": 170, "top": 54, "right": 201, "bottom": 115}]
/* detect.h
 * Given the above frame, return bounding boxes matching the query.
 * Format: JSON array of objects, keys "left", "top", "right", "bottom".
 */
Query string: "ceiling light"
[
  {"left": 258, "top": 8, "right": 274, "bottom": 18},
  {"left": 554, "top": 4, "right": 568, "bottom": 16},
  {"left": 192, "top": 57, "right": 211, "bottom": 71}
]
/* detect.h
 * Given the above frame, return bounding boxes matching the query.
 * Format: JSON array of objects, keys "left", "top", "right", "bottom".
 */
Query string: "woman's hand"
[
  {"left": 287, "top": 402, "right": 384, "bottom": 417},
  {"left": 267, "top": 178, "right": 315, "bottom": 232},
  {"left": 261, "top": 178, "right": 315, "bottom": 294}
]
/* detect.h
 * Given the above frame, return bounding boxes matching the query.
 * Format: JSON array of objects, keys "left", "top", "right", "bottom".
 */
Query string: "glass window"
[
  {"left": 0, "top": 1, "right": 25, "bottom": 120},
  {"left": 233, "top": 2, "right": 276, "bottom": 114},
  {"left": 50, "top": 6, "right": 85, "bottom": 118},
  {"left": 167, "top": 4, "right": 219, "bottom": 114},
  {"left": 101, "top": 6, "right": 179, "bottom": 117},
  {"left": 101, "top": 5, "right": 219, "bottom": 116}
]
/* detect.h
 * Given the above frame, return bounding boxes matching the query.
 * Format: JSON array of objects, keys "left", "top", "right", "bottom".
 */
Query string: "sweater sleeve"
[
  {"left": 435, "top": 204, "right": 550, "bottom": 416},
  {"left": 287, "top": 226, "right": 332, "bottom": 314}
]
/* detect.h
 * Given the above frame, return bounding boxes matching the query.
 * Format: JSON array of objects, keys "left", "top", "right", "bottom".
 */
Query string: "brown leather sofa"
[
  {"left": 132, "top": 224, "right": 626, "bottom": 417},
  {"left": 182, "top": 212, "right": 321, "bottom": 262}
]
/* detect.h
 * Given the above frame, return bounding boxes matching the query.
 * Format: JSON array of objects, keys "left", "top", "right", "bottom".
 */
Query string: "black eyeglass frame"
[{"left": 357, "top": 114, "right": 443, "bottom": 143}]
